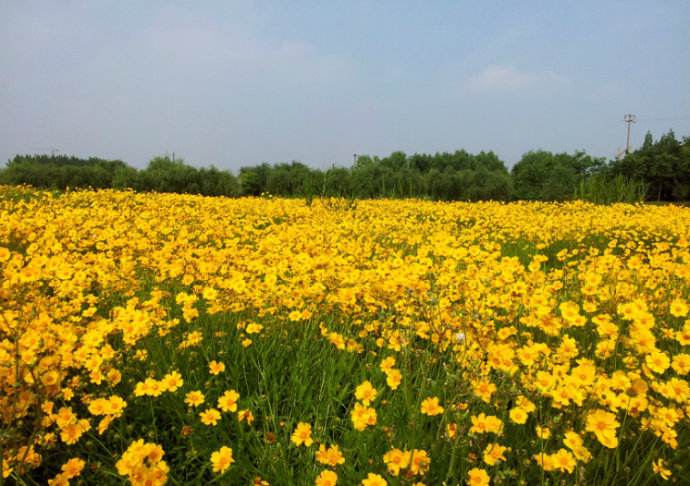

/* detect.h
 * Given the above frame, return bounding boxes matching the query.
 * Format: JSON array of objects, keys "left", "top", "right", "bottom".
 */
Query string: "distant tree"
[
  {"left": 512, "top": 150, "right": 603, "bottom": 201},
  {"left": 609, "top": 130, "right": 690, "bottom": 201}
]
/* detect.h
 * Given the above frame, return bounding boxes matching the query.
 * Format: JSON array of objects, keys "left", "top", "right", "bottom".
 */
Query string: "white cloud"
[{"left": 466, "top": 65, "right": 566, "bottom": 93}]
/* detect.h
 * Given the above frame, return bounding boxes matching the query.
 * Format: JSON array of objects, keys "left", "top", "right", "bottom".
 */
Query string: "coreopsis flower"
[
  {"left": 535, "top": 426, "right": 551, "bottom": 440},
  {"left": 291, "top": 422, "right": 313, "bottom": 447},
  {"left": 217, "top": 390, "right": 240, "bottom": 412},
  {"left": 238, "top": 409, "right": 254, "bottom": 424},
  {"left": 361, "top": 473, "right": 387, "bottom": 486},
  {"left": 185, "top": 390, "right": 205, "bottom": 408},
  {"left": 509, "top": 407, "right": 528, "bottom": 424},
  {"left": 473, "top": 380, "right": 496, "bottom": 403},
  {"left": 208, "top": 360, "right": 226, "bottom": 375},
  {"left": 670, "top": 299, "right": 688, "bottom": 317},
  {"left": 315, "top": 470, "right": 338, "bottom": 486},
  {"left": 200, "top": 408, "right": 222, "bottom": 426},
  {"left": 467, "top": 467, "right": 490, "bottom": 486},
  {"left": 646, "top": 351, "right": 671, "bottom": 374},
  {"left": 351, "top": 403, "right": 377, "bottom": 431},
  {"left": 116, "top": 440, "right": 168, "bottom": 486},
  {"left": 516, "top": 395, "right": 536, "bottom": 413},
  {"left": 672, "top": 353, "right": 690, "bottom": 375},
  {"left": 380, "top": 357, "right": 396, "bottom": 374},
  {"left": 563, "top": 431, "right": 592, "bottom": 462},
  {"left": 470, "top": 413, "right": 503, "bottom": 435},
  {"left": 483, "top": 443, "right": 508, "bottom": 466},
  {"left": 383, "top": 448, "right": 410, "bottom": 476},
  {"left": 447, "top": 422, "right": 458, "bottom": 439},
  {"left": 202, "top": 287, "right": 218, "bottom": 301},
  {"left": 60, "top": 419, "right": 91, "bottom": 445},
  {"left": 316, "top": 444, "right": 345, "bottom": 467},
  {"left": 162, "top": 371, "right": 183, "bottom": 392},
  {"left": 355, "top": 381, "right": 378, "bottom": 405},
  {"left": 585, "top": 409, "right": 620, "bottom": 448},
  {"left": 385, "top": 369, "right": 402, "bottom": 390},
  {"left": 652, "top": 458, "right": 672, "bottom": 480},
  {"left": 48, "top": 457, "right": 85, "bottom": 484},
  {"left": 210, "top": 446, "right": 234, "bottom": 474},
  {"left": 246, "top": 322, "right": 263, "bottom": 334},
  {"left": 61, "top": 457, "right": 85, "bottom": 478},
  {"left": 551, "top": 449, "right": 576, "bottom": 473},
  {"left": 420, "top": 396, "right": 444, "bottom": 416},
  {"left": 134, "top": 378, "right": 164, "bottom": 397},
  {"left": 409, "top": 449, "right": 430, "bottom": 475}
]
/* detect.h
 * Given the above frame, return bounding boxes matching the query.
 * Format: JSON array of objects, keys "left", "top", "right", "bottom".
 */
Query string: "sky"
[{"left": 1, "top": 1, "right": 689, "bottom": 170}]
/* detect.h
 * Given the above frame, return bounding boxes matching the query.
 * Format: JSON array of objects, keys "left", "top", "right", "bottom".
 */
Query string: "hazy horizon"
[{"left": 2, "top": 1, "right": 689, "bottom": 170}]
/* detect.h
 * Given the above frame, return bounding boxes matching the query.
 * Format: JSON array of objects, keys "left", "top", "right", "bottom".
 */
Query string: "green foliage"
[
  {"left": 609, "top": 130, "right": 690, "bottom": 201},
  {"left": 238, "top": 150, "right": 513, "bottom": 201},
  {"left": 574, "top": 174, "right": 648, "bottom": 204},
  {"left": 0, "top": 154, "right": 240, "bottom": 197},
  {"left": 511, "top": 150, "right": 605, "bottom": 201},
  {"left": 0, "top": 154, "right": 129, "bottom": 189},
  {"left": 3, "top": 131, "right": 689, "bottom": 202}
]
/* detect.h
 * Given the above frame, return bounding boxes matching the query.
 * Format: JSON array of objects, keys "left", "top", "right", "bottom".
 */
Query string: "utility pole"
[
  {"left": 353, "top": 153, "right": 357, "bottom": 165},
  {"left": 624, "top": 114, "right": 636, "bottom": 154}
]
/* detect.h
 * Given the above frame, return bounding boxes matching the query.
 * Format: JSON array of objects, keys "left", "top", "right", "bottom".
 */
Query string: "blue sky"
[{"left": 1, "top": 1, "right": 689, "bottom": 169}]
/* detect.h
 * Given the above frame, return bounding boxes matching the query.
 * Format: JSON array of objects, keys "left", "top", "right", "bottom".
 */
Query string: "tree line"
[{"left": 1, "top": 130, "right": 688, "bottom": 202}]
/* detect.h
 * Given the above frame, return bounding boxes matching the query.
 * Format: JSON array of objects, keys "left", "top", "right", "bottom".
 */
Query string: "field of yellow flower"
[{"left": 1, "top": 186, "right": 689, "bottom": 485}]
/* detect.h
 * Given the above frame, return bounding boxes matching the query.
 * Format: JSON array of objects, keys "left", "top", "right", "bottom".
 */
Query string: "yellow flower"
[
  {"left": 315, "top": 469, "right": 338, "bottom": 486},
  {"left": 217, "top": 390, "right": 240, "bottom": 413},
  {"left": 162, "top": 371, "right": 183, "bottom": 392},
  {"left": 483, "top": 443, "right": 508, "bottom": 466},
  {"left": 470, "top": 413, "right": 503, "bottom": 435},
  {"left": 238, "top": 409, "right": 254, "bottom": 424},
  {"left": 409, "top": 449, "right": 430, "bottom": 475},
  {"left": 447, "top": 422, "right": 458, "bottom": 439},
  {"left": 509, "top": 407, "right": 528, "bottom": 424},
  {"left": 316, "top": 444, "right": 345, "bottom": 467},
  {"left": 467, "top": 467, "right": 490, "bottom": 486},
  {"left": 185, "top": 390, "right": 205, "bottom": 408},
  {"left": 200, "top": 408, "right": 222, "bottom": 426},
  {"left": 355, "top": 381, "right": 378, "bottom": 406},
  {"left": 652, "top": 458, "right": 672, "bottom": 480},
  {"left": 585, "top": 409, "right": 620, "bottom": 448},
  {"left": 385, "top": 369, "right": 402, "bottom": 390},
  {"left": 208, "top": 360, "right": 226, "bottom": 375},
  {"left": 552, "top": 448, "right": 576, "bottom": 473},
  {"left": 351, "top": 403, "right": 377, "bottom": 431},
  {"left": 535, "top": 425, "right": 551, "bottom": 440},
  {"left": 60, "top": 457, "right": 85, "bottom": 479},
  {"left": 420, "top": 396, "right": 444, "bottom": 416},
  {"left": 670, "top": 299, "right": 688, "bottom": 318},
  {"left": 291, "top": 422, "right": 313, "bottom": 447},
  {"left": 473, "top": 380, "right": 496, "bottom": 403},
  {"left": 116, "top": 439, "right": 168, "bottom": 485},
  {"left": 60, "top": 419, "right": 91, "bottom": 445},
  {"left": 380, "top": 357, "right": 396, "bottom": 374},
  {"left": 361, "top": 473, "right": 387, "bottom": 486},
  {"left": 246, "top": 322, "right": 264, "bottom": 334},
  {"left": 383, "top": 448, "right": 410, "bottom": 476},
  {"left": 646, "top": 351, "right": 671, "bottom": 374},
  {"left": 210, "top": 446, "right": 234, "bottom": 474}
]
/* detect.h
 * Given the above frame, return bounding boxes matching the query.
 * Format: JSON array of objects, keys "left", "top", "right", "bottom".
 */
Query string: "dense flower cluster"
[
  {"left": 1, "top": 187, "right": 689, "bottom": 483},
  {"left": 115, "top": 440, "right": 168, "bottom": 486}
]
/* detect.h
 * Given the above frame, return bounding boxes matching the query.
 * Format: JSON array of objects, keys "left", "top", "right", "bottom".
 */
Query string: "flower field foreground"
[{"left": 1, "top": 187, "right": 690, "bottom": 485}]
